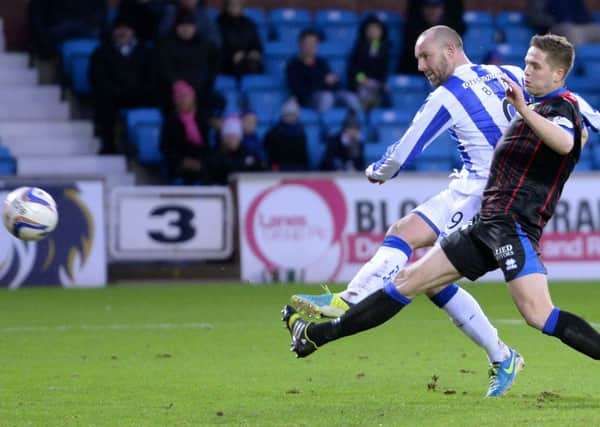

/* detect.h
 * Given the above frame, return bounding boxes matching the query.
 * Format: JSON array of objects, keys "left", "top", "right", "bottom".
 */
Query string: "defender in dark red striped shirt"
[{"left": 284, "top": 35, "right": 600, "bottom": 380}]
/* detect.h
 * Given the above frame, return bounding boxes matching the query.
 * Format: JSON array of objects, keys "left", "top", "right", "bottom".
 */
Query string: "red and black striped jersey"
[{"left": 480, "top": 89, "right": 582, "bottom": 241}]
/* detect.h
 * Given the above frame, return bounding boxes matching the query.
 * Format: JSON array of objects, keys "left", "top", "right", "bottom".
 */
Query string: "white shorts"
[{"left": 412, "top": 178, "right": 486, "bottom": 240}]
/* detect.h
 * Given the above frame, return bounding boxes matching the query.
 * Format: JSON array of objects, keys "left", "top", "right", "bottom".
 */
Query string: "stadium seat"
[
  {"left": 299, "top": 108, "right": 319, "bottom": 125},
  {"left": 320, "top": 108, "right": 366, "bottom": 138},
  {"left": 241, "top": 74, "right": 285, "bottom": 91},
  {"left": 264, "top": 42, "right": 295, "bottom": 77},
  {"left": 363, "top": 140, "right": 390, "bottom": 165},
  {"left": 124, "top": 108, "right": 162, "bottom": 145},
  {"left": 304, "top": 123, "right": 324, "bottom": 169},
  {"left": 269, "top": 8, "right": 312, "bottom": 43},
  {"left": 495, "top": 44, "right": 527, "bottom": 67},
  {"left": 495, "top": 11, "right": 527, "bottom": 27},
  {"left": 0, "top": 145, "right": 15, "bottom": 175},
  {"left": 135, "top": 121, "right": 163, "bottom": 165},
  {"left": 215, "top": 74, "right": 241, "bottom": 113},
  {"left": 369, "top": 109, "right": 411, "bottom": 145},
  {"left": 387, "top": 74, "right": 429, "bottom": 114},
  {"left": 463, "top": 11, "right": 494, "bottom": 27},
  {"left": 463, "top": 27, "right": 497, "bottom": 63},
  {"left": 70, "top": 54, "right": 93, "bottom": 94},
  {"left": 60, "top": 38, "right": 99, "bottom": 77},
  {"left": 315, "top": 9, "right": 359, "bottom": 44},
  {"left": 245, "top": 89, "right": 287, "bottom": 123}
]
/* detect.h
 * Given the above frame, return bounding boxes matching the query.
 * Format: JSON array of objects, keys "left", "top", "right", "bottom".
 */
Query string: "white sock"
[
  {"left": 340, "top": 236, "right": 411, "bottom": 305},
  {"left": 430, "top": 284, "right": 511, "bottom": 363}
]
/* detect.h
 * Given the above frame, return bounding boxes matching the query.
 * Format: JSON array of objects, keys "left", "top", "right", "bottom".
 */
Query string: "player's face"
[
  {"left": 415, "top": 37, "right": 452, "bottom": 87},
  {"left": 523, "top": 46, "right": 564, "bottom": 97}
]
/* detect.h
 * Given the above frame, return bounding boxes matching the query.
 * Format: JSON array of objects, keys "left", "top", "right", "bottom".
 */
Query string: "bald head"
[
  {"left": 414, "top": 25, "right": 469, "bottom": 87},
  {"left": 418, "top": 25, "right": 463, "bottom": 51}
]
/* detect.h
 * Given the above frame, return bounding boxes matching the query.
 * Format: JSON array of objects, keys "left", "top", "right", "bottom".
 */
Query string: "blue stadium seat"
[
  {"left": 299, "top": 108, "right": 319, "bottom": 125},
  {"left": 269, "top": 8, "right": 312, "bottom": 25},
  {"left": 269, "top": 8, "right": 312, "bottom": 43},
  {"left": 60, "top": 38, "right": 99, "bottom": 77},
  {"left": 463, "top": 27, "right": 497, "bottom": 63},
  {"left": 463, "top": 11, "right": 494, "bottom": 27},
  {"left": 135, "top": 121, "right": 163, "bottom": 165},
  {"left": 363, "top": 140, "right": 390, "bottom": 165},
  {"left": 71, "top": 55, "right": 93, "bottom": 94},
  {"left": 215, "top": 74, "right": 241, "bottom": 113},
  {"left": 413, "top": 132, "right": 457, "bottom": 172},
  {"left": 245, "top": 90, "right": 287, "bottom": 122},
  {"left": 315, "top": 9, "right": 359, "bottom": 44},
  {"left": 241, "top": 74, "right": 285, "bottom": 91},
  {"left": 387, "top": 74, "right": 429, "bottom": 114},
  {"left": 264, "top": 42, "right": 295, "bottom": 77},
  {"left": 495, "top": 11, "right": 527, "bottom": 27},
  {"left": 124, "top": 108, "right": 162, "bottom": 145},
  {"left": 0, "top": 145, "right": 15, "bottom": 175},
  {"left": 495, "top": 44, "right": 527, "bottom": 67},
  {"left": 501, "top": 25, "right": 535, "bottom": 46},
  {"left": 215, "top": 74, "right": 237, "bottom": 91},
  {"left": 304, "top": 123, "right": 324, "bottom": 169},
  {"left": 320, "top": 108, "right": 366, "bottom": 138},
  {"left": 370, "top": 109, "right": 411, "bottom": 145}
]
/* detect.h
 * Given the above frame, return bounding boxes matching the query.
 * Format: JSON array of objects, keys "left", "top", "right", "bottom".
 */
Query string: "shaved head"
[
  {"left": 418, "top": 25, "right": 463, "bottom": 50},
  {"left": 414, "top": 25, "right": 468, "bottom": 87}
]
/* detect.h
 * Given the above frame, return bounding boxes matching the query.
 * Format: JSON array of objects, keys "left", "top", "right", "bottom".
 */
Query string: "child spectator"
[
  {"left": 320, "top": 113, "right": 365, "bottom": 171},
  {"left": 263, "top": 98, "right": 310, "bottom": 171}
]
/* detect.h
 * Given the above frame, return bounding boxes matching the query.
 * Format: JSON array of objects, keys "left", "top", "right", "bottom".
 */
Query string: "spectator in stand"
[
  {"left": 397, "top": 0, "right": 465, "bottom": 74},
  {"left": 286, "top": 29, "right": 361, "bottom": 113},
  {"left": 320, "top": 112, "right": 365, "bottom": 171},
  {"left": 116, "top": 0, "right": 167, "bottom": 42},
  {"left": 208, "top": 116, "right": 265, "bottom": 185},
  {"left": 157, "top": 10, "right": 221, "bottom": 111},
  {"left": 263, "top": 98, "right": 309, "bottom": 171},
  {"left": 527, "top": 0, "right": 600, "bottom": 46},
  {"left": 217, "top": 0, "right": 263, "bottom": 78},
  {"left": 159, "top": 0, "right": 221, "bottom": 49},
  {"left": 89, "top": 16, "right": 159, "bottom": 154},
  {"left": 240, "top": 111, "right": 267, "bottom": 162},
  {"left": 347, "top": 14, "right": 391, "bottom": 111},
  {"left": 160, "top": 80, "right": 212, "bottom": 185},
  {"left": 29, "top": 0, "right": 106, "bottom": 58}
]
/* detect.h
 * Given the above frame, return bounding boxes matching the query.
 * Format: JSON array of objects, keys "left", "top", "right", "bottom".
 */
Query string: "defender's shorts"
[{"left": 440, "top": 216, "right": 547, "bottom": 282}]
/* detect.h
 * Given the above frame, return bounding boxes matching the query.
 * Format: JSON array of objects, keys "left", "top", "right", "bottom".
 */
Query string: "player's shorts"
[
  {"left": 412, "top": 183, "right": 483, "bottom": 241},
  {"left": 440, "top": 216, "right": 547, "bottom": 282}
]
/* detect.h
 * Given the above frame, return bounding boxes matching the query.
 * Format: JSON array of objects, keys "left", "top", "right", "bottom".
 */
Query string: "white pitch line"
[{"left": 0, "top": 322, "right": 214, "bottom": 333}]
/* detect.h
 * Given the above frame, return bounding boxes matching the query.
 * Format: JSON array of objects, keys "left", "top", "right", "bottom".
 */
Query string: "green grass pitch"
[{"left": 0, "top": 282, "right": 599, "bottom": 426}]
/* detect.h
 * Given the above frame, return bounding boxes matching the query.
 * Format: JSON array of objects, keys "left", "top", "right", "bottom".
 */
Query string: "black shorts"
[{"left": 440, "top": 216, "right": 547, "bottom": 282}]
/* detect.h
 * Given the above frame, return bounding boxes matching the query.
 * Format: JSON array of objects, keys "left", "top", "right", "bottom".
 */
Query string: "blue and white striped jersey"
[{"left": 368, "top": 63, "right": 524, "bottom": 182}]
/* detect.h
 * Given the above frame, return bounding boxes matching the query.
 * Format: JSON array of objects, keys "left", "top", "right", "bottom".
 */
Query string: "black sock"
[
  {"left": 307, "top": 286, "right": 411, "bottom": 347},
  {"left": 547, "top": 310, "right": 600, "bottom": 360}
]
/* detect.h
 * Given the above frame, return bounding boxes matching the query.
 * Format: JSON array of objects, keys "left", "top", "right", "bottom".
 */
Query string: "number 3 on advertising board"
[{"left": 148, "top": 205, "right": 196, "bottom": 243}]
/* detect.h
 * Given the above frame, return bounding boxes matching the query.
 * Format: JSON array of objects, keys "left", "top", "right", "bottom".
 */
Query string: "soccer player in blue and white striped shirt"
[{"left": 288, "top": 25, "right": 600, "bottom": 396}]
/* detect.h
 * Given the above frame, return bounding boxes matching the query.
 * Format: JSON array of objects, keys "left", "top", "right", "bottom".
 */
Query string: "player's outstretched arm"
[{"left": 502, "top": 75, "right": 574, "bottom": 155}]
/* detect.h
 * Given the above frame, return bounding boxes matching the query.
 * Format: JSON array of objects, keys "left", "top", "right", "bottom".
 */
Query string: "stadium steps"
[
  {"left": 0, "top": 120, "right": 98, "bottom": 156},
  {"left": 17, "top": 155, "right": 136, "bottom": 189}
]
